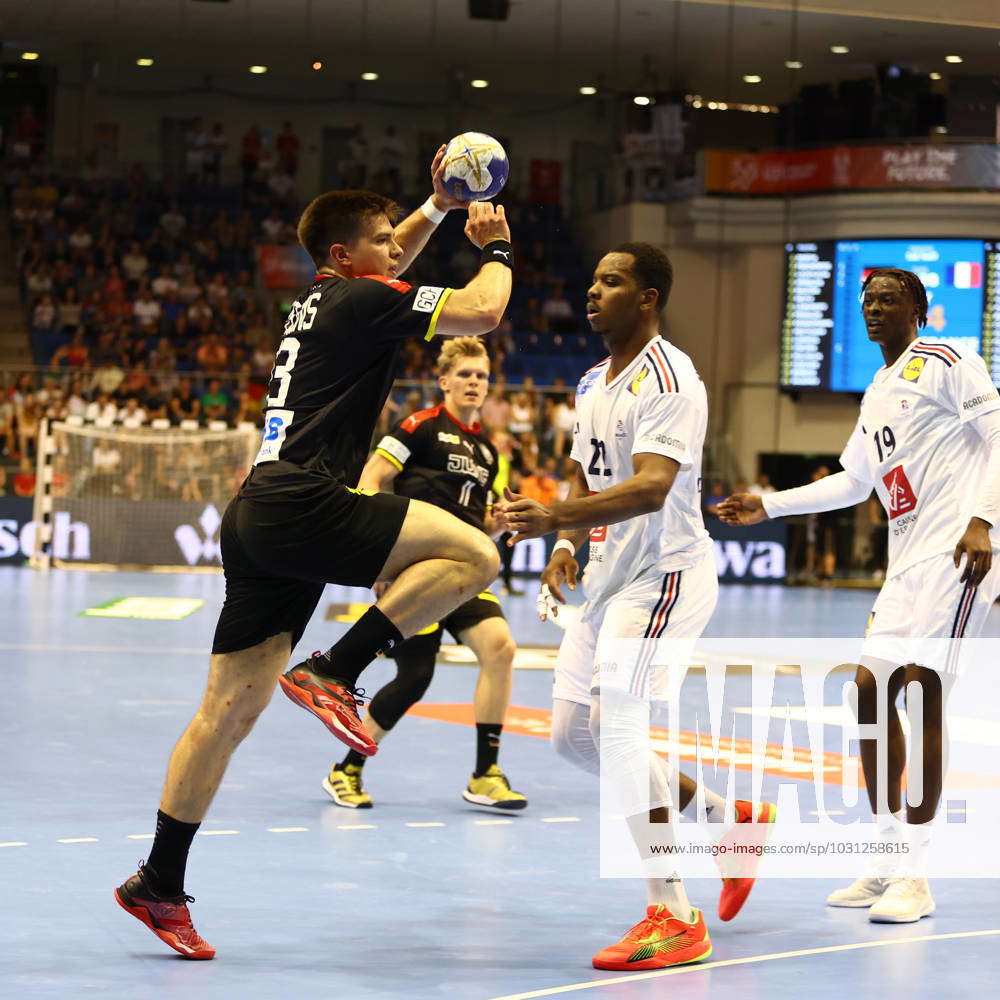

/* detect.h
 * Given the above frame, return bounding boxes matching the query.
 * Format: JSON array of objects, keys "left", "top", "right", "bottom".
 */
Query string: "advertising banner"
[
  {"left": 707, "top": 517, "right": 787, "bottom": 584},
  {"left": 256, "top": 244, "right": 315, "bottom": 289},
  {"left": 704, "top": 144, "right": 1000, "bottom": 195}
]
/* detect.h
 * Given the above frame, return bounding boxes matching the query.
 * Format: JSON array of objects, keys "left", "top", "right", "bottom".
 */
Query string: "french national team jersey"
[
  {"left": 839, "top": 337, "right": 1000, "bottom": 579},
  {"left": 570, "top": 336, "right": 710, "bottom": 607}
]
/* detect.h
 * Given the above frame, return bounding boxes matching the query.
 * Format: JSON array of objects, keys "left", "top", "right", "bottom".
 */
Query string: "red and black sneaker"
[
  {"left": 114, "top": 866, "right": 215, "bottom": 960},
  {"left": 278, "top": 654, "right": 378, "bottom": 756}
]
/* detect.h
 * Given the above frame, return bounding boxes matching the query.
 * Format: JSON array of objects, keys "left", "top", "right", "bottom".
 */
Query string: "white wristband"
[
  {"left": 420, "top": 197, "right": 446, "bottom": 225},
  {"left": 552, "top": 539, "right": 576, "bottom": 557}
]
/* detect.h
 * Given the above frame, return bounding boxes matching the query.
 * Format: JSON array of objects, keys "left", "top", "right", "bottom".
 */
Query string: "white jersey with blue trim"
[
  {"left": 839, "top": 337, "right": 1000, "bottom": 579},
  {"left": 570, "top": 335, "right": 711, "bottom": 608}
]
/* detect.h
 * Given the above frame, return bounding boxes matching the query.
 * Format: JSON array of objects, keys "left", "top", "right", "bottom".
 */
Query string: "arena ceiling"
[{"left": 3, "top": 0, "right": 1000, "bottom": 104}]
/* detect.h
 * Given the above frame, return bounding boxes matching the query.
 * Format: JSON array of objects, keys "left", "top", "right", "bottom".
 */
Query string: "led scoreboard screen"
[{"left": 780, "top": 239, "right": 1000, "bottom": 393}]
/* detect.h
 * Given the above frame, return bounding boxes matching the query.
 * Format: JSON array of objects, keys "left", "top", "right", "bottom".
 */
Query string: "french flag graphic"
[{"left": 948, "top": 262, "right": 982, "bottom": 289}]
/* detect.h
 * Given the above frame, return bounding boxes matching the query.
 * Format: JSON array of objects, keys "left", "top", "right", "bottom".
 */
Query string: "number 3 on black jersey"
[{"left": 254, "top": 292, "right": 319, "bottom": 465}]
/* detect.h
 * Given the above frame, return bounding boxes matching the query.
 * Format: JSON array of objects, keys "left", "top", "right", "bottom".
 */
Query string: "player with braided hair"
[{"left": 722, "top": 266, "right": 1000, "bottom": 922}]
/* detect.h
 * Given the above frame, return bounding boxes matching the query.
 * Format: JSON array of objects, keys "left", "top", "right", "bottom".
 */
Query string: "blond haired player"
[
  {"left": 721, "top": 267, "right": 1000, "bottom": 922},
  {"left": 324, "top": 337, "right": 527, "bottom": 811}
]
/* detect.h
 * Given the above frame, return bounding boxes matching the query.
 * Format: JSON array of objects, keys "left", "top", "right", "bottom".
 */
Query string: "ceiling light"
[
  {"left": 785, "top": 60, "right": 803, "bottom": 70},
  {"left": 692, "top": 100, "right": 703, "bottom": 108},
  {"left": 743, "top": 74, "right": 762, "bottom": 84},
  {"left": 717, "top": 102, "right": 728, "bottom": 110},
  {"left": 748, "top": 104, "right": 759, "bottom": 112},
  {"left": 361, "top": 71, "right": 379, "bottom": 81},
  {"left": 579, "top": 85, "right": 597, "bottom": 95},
  {"left": 707, "top": 101, "right": 718, "bottom": 109},
  {"left": 929, "top": 71, "right": 942, "bottom": 80},
  {"left": 312, "top": 60, "right": 323, "bottom": 71},
  {"left": 136, "top": 58, "right": 154, "bottom": 67},
  {"left": 471, "top": 79, "right": 489, "bottom": 88},
  {"left": 934, "top": 125, "right": 949, "bottom": 134},
  {"left": 633, "top": 95, "right": 652, "bottom": 106},
  {"left": 21, "top": 52, "right": 39, "bottom": 61},
  {"left": 830, "top": 45, "right": 849, "bottom": 54},
  {"left": 249, "top": 65, "right": 268, "bottom": 74},
  {"left": 945, "top": 54, "right": 963, "bottom": 64}
]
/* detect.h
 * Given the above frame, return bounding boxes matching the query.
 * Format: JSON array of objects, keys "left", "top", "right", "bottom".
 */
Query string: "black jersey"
[
  {"left": 375, "top": 405, "right": 498, "bottom": 531},
  {"left": 241, "top": 273, "right": 453, "bottom": 498}
]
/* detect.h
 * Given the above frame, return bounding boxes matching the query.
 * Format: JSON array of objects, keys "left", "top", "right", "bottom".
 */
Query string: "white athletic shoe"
[
  {"left": 826, "top": 876, "right": 889, "bottom": 908},
  {"left": 868, "top": 878, "right": 935, "bottom": 923}
]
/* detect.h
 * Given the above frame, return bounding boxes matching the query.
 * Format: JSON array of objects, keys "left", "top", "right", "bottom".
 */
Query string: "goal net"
[{"left": 31, "top": 420, "right": 260, "bottom": 571}]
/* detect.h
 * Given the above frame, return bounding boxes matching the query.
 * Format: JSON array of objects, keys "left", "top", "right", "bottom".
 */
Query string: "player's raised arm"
[
  {"left": 433, "top": 202, "right": 513, "bottom": 337},
  {"left": 392, "top": 145, "right": 471, "bottom": 275},
  {"left": 357, "top": 451, "right": 402, "bottom": 493}
]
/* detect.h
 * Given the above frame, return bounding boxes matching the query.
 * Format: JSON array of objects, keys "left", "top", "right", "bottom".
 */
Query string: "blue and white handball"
[{"left": 441, "top": 132, "right": 509, "bottom": 201}]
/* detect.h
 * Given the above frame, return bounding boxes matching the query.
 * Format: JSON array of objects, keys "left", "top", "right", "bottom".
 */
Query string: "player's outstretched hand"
[
  {"left": 954, "top": 517, "right": 992, "bottom": 587},
  {"left": 500, "top": 486, "right": 557, "bottom": 542},
  {"left": 430, "top": 144, "right": 472, "bottom": 212},
  {"left": 717, "top": 492, "right": 768, "bottom": 526},
  {"left": 539, "top": 549, "right": 579, "bottom": 617},
  {"left": 465, "top": 201, "right": 510, "bottom": 249}
]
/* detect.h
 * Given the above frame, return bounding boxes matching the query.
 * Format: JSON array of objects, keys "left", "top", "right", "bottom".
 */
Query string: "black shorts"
[
  {"left": 212, "top": 483, "right": 409, "bottom": 655},
  {"left": 390, "top": 591, "right": 505, "bottom": 660}
]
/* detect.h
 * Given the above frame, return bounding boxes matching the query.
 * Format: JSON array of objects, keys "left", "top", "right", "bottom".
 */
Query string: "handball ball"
[{"left": 441, "top": 132, "right": 509, "bottom": 201}]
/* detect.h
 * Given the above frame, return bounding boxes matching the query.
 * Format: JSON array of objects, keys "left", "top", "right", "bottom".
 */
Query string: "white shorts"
[
  {"left": 862, "top": 551, "right": 1000, "bottom": 670},
  {"left": 553, "top": 548, "right": 718, "bottom": 706}
]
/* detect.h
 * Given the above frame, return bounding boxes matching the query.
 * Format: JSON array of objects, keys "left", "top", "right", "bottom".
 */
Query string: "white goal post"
[{"left": 31, "top": 419, "right": 259, "bottom": 571}]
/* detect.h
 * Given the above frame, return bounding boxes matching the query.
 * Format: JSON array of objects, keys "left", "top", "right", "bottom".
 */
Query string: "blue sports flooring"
[{"left": 1, "top": 568, "right": 998, "bottom": 999}]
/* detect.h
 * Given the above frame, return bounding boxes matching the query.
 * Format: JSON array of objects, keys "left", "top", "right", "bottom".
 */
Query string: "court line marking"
[
  {"left": 268, "top": 827, "right": 309, "bottom": 833},
  {"left": 57, "top": 837, "right": 98, "bottom": 844},
  {"left": 0, "top": 842, "right": 27, "bottom": 848},
  {"left": 486, "top": 928, "right": 1000, "bottom": 1000},
  {"left": 0, "top": 643, "right": 210, "bottom": 655},
  {"left": 337, "top": 824, "right": 377, "bottom": 830},
  {"left": 541, "top": 817, "right": 580, "bottom": 823},
  {"left": 127, "top": 834, "right": 154, "bottom": 840},
  {"left": 475, "top": 819, "right": 514, "bottom": 825},
  {"left": 198, "top": 830, "right": 239, "bottom": 836},
  {"left": 406, "top": 822, "right": 446, "bottom": 828}
]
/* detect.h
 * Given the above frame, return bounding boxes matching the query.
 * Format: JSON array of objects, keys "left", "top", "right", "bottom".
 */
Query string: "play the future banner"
[{"left": 703, "top": 143, "right": 1000, "bottom": 195}]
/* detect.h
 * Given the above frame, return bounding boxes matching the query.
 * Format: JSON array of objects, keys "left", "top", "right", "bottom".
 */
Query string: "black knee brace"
[{"left": 367, "top": 629, "right": 440, "bottom": 731}]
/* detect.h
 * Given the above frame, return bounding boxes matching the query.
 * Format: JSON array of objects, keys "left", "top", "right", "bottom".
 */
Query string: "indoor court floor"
[{"left": 2, "top": 566, "right": 998, "bottom": 999}]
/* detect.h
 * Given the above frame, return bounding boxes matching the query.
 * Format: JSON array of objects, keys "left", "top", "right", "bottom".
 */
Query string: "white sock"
[
  {"left": 645, "top": 876, "right": 693, "bottom": 920},
  {"left": 680, "top": 784, "right": 727, "bottom": 825}
]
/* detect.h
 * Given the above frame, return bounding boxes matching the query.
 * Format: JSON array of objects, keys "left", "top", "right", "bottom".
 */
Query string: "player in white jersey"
[
  {"left": 720, "top": 267, "right": 1000, "bottom": 923},
  {"left": 498, "top": 243, "right": 775, "bottom": 971}
]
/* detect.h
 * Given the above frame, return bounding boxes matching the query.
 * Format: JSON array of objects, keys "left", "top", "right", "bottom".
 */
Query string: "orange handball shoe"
[
  {"left": 278, "top": 655, "right": 378, "bottom": 756},
  {"left": 115, "top": 867, "right": 215, "bottom": 960},
  {"left": 592, "top": 905, "right": 712, "bottom": 971},
  {"left": 717, "top": 800, "right": 777, "bottom": 922}
]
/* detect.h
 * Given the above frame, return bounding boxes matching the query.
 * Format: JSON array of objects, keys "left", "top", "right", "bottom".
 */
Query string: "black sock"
[
  {"left": 340, "top": 749, "right": 368, "bottom": 770},
  {"left": 144, "top": 809, "right": 200, "bottom": 898},
  {"left": 314, "top": 606, "right": 403, "bottom": 688},
  {"left": 475, "top": 723, "right": 503, "bottom": 777}
]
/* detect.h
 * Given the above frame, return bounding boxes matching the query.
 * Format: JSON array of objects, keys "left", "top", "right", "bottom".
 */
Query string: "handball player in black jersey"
[
  {"left": 115, "top": 149, "right": 514, "bottom": 959},
  {"left": 323, "top": 336, "right": 527, "bottom": 812}
]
